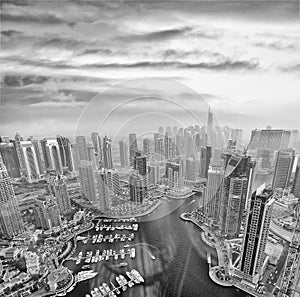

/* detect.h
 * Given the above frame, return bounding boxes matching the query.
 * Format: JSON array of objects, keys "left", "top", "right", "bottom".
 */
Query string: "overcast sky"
[{"left": 1, "top": 0, "right": 300, "bottom": 140}]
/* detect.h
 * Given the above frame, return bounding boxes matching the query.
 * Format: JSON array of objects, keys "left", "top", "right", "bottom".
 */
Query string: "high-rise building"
[
  {"left": 91, "top": 132, "right": 102, "bottom": 166},
  {"left": 96, "top": 169, "right": 110, "bottom": 211},
  {"left": 272, "top": 149, "right": 295, "bottom": 190},
  {"left": 220, "top": 153, "right": 255, "bottom": 238},
  {"left": 49, "top": 175, "right": 71, "bottom": 215},
  {"left": 165, "top": 161, "right": 183, "bottom": 190},
  {"left": 103, "top": 136, "right": 113, "bottom": 169},
  {"left": 249, "top": 129, "right": 291, "bottom": 151},
  {"left": 33, "top": 196, "right": 61, "bottom": 230},
  {"left": 182, "top": 157, "right": 198, "bottom": 181},
  {"left": 57, "top": 136, "right": 74, "bottom": 172},
  {"left": 154, "top": 133, "right": 164, "bottom": 160},
  {"left": 31, "top": 138, "right": 45, "bottom": 174},
  {"left": 129, "top": 133, "right": 138, "bottom": 166},
  {"left": 148, "top": 164, "right": 159, "bottom": 185},
  {"left": 133, "top": 151, "right": 147, "bottom": 176},
  {"left": 87, "top": 145, "right": 97, "bottom": 169},
  {"left": 207, "top": 108, "right": 214, "bottom": 146},
  {"left": 0, "top": 142, "right": 21, "bottom": 178},
  {"left": 129, "top": 171, "right": 147, "bottom": 204},
  {"left": 143, "top": 138, "right": 150, "bottom": 156},
  {"left": 119, "top": 139, "right": 128, "bottom": 167},
  {"left": 40, "top": 139, "right": 63, "bottom": 174},
  {"left": 200, "top": 146, "right": 212, "bottom": 179},
  {"left": 20, "top": 141, "right": 41, "bottom": 182},
  {"left": 238, "top": 186, "right": 275, "bottom": 284},
  {"left": 203, "top": 165, "right": 224, "bottom": 223},
  {"left": 0, "top": 157, "right": 24, "bottom": 238},
  {"left": 78, "top": 160, "right": 97, "bottom": 202},
  {"left": 292, "top": 159, "right": 300, "bottom": 198},
  {"left": 106, "top": 169, "right": 120, "bottom": 196},
  {"left": 14, "top": 132, "right": 26, "bottom": 176},
  {"left": 76, "top": 136, "right": 89, "bottom": 161}
]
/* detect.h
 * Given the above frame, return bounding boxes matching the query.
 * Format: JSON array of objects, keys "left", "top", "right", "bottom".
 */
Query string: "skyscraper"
[
  {"left": 96, "top": 169, "right": 110, "bottom": 211},
  {"left": 249, "top": 129, "right": 291, "bottom": 151},
  {"left": 91, "top": 132, "right": 103, "bottom": 166},
  {"left": 0, "top": 142, "right": 21, "bottom": 178},
  {"left": 49, "top": 175, "right": 71, "bottom": 215},
  {"left": 41, "top": 139, "right": 63, "bottom": 173},
  {"left": 133, "top": 151, "right": 147, "bottom": 176},
  {"left": 76, "top": 136, "right": 89, "bottom": 161},
  {"left": 154, "top": 133, "right": 164, "bottom": 160},
  {"left": 220, "top": 153, "right": 255, "bottom": 238},
  {"left": 272, "top": 149, "right": 295, "bottom": 190},
  {"left": 20, "top": 141, "right": 41, "bottom": 182},
  {"left": 129, "top": 171, "right": 147, "bottom": 204},
  {"left": 199, "top": 145, "right": 212, "bottom": 179},
  {"left": 207, "top": 107, "right": 214, "bottom": 146},
  {"left": 119, "top": 139, "right": 128, "bottom": 167},
  {"left": 292, "top": 159, "right": 300, "bottom": 198},
  {"left": 78, "top": 160, "right": 97, "bottom": 202},
  {"left": 129, "top": 133, "right": 138, "bottom": 166},
  {"left": 238, "top": 186, "right": 275, "bottom": 284},
  {"left": 148, "top": 164, "right": 159, "bottom": 185},
  {"left": 143, "top": 138, "right": 150, "bottom": 156},
  {"left": 203, "top": 165, "right": 224, "bottom": 223},
  {"left": 106, "top": 169, "right": 120, "bottom": 196},
  {"left": 57, "top": 136, "right": 74, "bottom": 172},
  {"left": 0, "top": 157, "right": 24, "bottom": 238},
  {"left": 165, "top": 161, "right": 183, "bottom": 190},
  {"left": 103, "top": 136, "right": 113, "bottom": 169}
]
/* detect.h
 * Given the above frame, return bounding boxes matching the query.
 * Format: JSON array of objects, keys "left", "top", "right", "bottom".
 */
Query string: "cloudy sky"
[{"left": 1, "top": 0, "right": 300, "bottom": 140}]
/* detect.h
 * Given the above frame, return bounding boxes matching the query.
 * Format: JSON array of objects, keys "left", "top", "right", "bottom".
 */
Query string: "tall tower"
[
  {"left": 0, "top": 142, "right": 21, "bottom": 178},
  {"left": 0, "top": 156, "right": 24, "bottom": 238},
  {"left": 20, "top": 141, "right": 41, "bottom": 182},
  {"left": 91, "top": 132, "right": 103, "bottom": 167},
  {"left": 50, "top": 175, "right": 71, "bottom": 215},
  {"left": 129, "top": 133, "right": 138, "bottom": 166},
  {"left": 292, "top": 159, "right": 300, "bottom": 198},
  {"left": 203, "top": 165, "right": 224, "bottom": 223},
  {"left": 76, "top": 136, "right": 89, "bottom": 161},
  {"left": 129, "top": 171, "right": 147, "bottom": 204},
  {"left": 143, "top": 138, "right": 150, "bottom": 156},
  {"left": 119, "top": 139, "right": 128, "bottom": 167},
  {"left": 220, "top": 153, "right": 255, "bottom": 238},
  {"left": 200, "top": 145, "right": 212, "bottom": 179},
  {"left": 103, "top": 136, "right": 113, "bottom": 169},
  {"left": 207, "top": 107, "right": 214, "bottom": 146},
  {"left": 272, "top": 149, "right": 295, "bottom": 190},
  {"left": 57, "top": 136, "right": 74, "bottom": 172},
  {"left": 239, "top": 186, "right": 275, "bottom": 284},
  {"left": 96, "top": 169, "right": 110, "bottom": 211},
  {"left": 78, "top": 160, "right": 97, "bottom": 202}
]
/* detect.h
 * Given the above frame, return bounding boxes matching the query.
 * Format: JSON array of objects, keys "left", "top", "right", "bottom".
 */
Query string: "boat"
[
  {"left": 130, "top": 248, "right": 135, "bottom": 259},
  {"left": 131, "top": 269, "right": 144, "bottom": 283},
  {"left": 90, "top": 291, "right": 97, "bottom": 297},
  {"left": 76, "top": 251, "right": 83, "bottom": 264},
  {"left": 99, "top": 286, "right": 106, "bottom": 295},
  {"left": 118, "top": 262, "right": 128, "bottom": 267},
  {"left": 132, "top": 224, "right": 138, "bottom": 231},
  {"left": 94, "top": 288, "right": 102, "bottom": 297},
  {"left": 81, "top": 264, "right": 90, "bottom": 270},
  {"left": 207, "top": 252, "right": 211, "bottom": 265},
  {"left": 85, "top": 295, "right": 91, "bottom": 297},
  {"left": 119, "top": 275, "right": 128, "bottom": 286},
  {"left": 66, "top": 283, "right": 76, "bottom": 293},
  {"left": 126, "top": 271, "right": 140, "bottom": 284},
  {"left": 116, "top": 276, "right": 127, "bottom": 291},
  {"left": 77, "top": 270, "right": 98, "bottom": 283},
  {"left": 103, "top": 283, "right": 110, "bottom": 293}
]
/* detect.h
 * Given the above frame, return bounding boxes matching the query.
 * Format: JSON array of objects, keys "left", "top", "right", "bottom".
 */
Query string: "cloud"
[
  {"left": 1, "top": 74, "right": 50, "bottom": 87},
  {"left": 254, "top": 40, "right": 300, "bottom": 51}
]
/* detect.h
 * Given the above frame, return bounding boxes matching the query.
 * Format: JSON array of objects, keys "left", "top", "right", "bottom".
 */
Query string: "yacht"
[
  {"left": 76, "top": 270, "right": 98, "bottom": 283},
  {"left": 76, "top": 251, "right": 83, "bottom": 264},
  {"left": 94, "top": 288, "right": 102, "bottom": 297},
  {"left": 103, "top": 283, "right": 111, "bottom": 294},
  {"left": 126, "top": 271, "right": 140, "bottom": 284},
  {"left": 131, "top": 269, "right": 144, "bottom": 283},
  {"left": 99, "top": 286, "right": 106, "bottom": 295}
]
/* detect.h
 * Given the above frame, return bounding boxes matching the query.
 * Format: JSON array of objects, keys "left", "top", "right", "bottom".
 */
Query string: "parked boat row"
[
  {"left": 91, "top": 233, "right": 134, "bottom": 244},
  {"left": 99, "top": 217, "right": 137, "bottom": 223},
  {"left": 95, "top": 224, "right": 138, "bottom": 232},
  {"left": 76, "top": 270, "right": 98, "bottom": 283},
  {"left": 77, "top": 248, "right": 136, "bottom": 264},
  {"left": 85, "top": 269, "right": 144, "bottom": 297}
]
